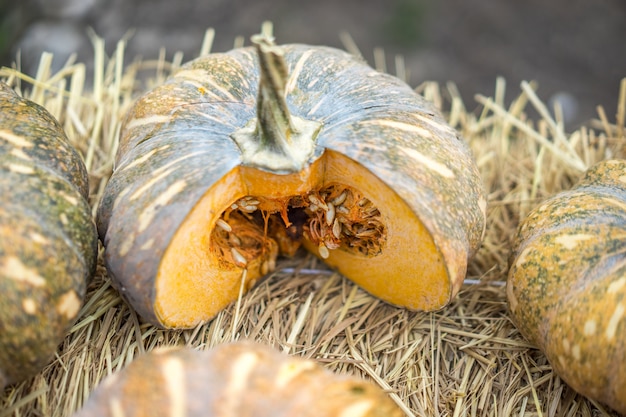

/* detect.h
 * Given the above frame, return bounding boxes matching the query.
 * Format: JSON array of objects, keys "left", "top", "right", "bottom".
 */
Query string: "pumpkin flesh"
[{"left": 157, "top": 150, "right": 447, "bottom": 327}]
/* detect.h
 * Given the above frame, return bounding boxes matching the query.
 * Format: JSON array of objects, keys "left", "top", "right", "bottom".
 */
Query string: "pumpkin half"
[
  {"left": 507, "top": 159, "right": 626, "bottom": 414},
  {"left": 97, "top": 35, "right": 486, "bottom": 329},
  {"left": 72, "top": 341, "right": 403, "bottom": 417},
  {"left": 0, "top": 82, "right": 98, "bottom": 388}
]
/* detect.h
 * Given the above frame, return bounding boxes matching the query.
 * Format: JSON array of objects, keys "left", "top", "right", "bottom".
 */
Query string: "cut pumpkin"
[{"left": 97, "top": 35, "right": 486, "bottom": 328}]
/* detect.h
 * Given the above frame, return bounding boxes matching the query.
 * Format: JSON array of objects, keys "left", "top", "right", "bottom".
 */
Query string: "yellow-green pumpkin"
[
  {"left": 72, "top": 341, "right": 404, "bottom": 417},
  {"left": 507, "top": 159, "right": 626, "bottom": 414},
  {"left": 0, "top": 82, "right": 98, "bottom": 388},
  {"left": 97, "top": 35, "right": 486, "bottom": 329}
]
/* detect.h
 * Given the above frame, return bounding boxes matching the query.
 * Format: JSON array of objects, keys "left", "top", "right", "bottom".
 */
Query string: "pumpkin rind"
[
  {"left": 507, "top": 159, "right": 626, "bottom": 414},
  {"left": 0, "top": 83, "right": 98, "bottom": 388},
  {"left": 72, "top": 341, "right": 404, "bottom": 417},
  {"left": 97, "top": 42, "right": 486, "bottom": 328}
]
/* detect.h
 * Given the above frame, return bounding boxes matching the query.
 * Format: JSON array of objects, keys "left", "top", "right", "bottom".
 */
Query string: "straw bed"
[{"left": 1, "top": 30, "right": 624, "bottom": 417}]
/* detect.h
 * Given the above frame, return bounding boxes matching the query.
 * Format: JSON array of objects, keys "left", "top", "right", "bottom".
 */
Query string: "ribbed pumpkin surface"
[
  {"left": 72, "top": 341, "right": 404, "bottom": 417},
  {"left": 0, "top": 82, "right": 98, "bottom": 388},
  {"left": 507, "top": 159, "right": 626, "bottom": 414}
]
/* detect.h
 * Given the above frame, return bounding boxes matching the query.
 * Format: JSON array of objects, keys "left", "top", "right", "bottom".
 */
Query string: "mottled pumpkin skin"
[
  {"left": 73, "top": 341, "right": 403, "bottom": 417},
  {"left": 507, "top": 159, "right": 626, "bottom": 414},
  {"left": 0, "top": 83, "right": 98, "bottom": 388},
  {"left": 97, "top": 43, "right": 486, "bottom": 327}
]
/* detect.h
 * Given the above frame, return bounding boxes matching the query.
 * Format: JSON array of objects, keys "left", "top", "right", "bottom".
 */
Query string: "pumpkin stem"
[
  {"left": 254, "top": 36, "right": 295, "bottom": 150},
  {"left": 231, "top": 35, "right": 322, "bottom": 173}
]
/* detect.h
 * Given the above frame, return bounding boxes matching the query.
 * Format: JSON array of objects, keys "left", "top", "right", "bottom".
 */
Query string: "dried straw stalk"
[{"left": 0, "top": 30, "right": 624, "bottom": 417}]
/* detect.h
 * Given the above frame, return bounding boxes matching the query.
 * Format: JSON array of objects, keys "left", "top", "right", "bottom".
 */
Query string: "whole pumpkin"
[
  {"left": 0, "top": 82, "right": 98, "bottom": 388},
  {"left": 97, "top": 35, "right": 486, "bottom": 329},
  {"left": 72, "top": 341, "right": 403, "bottom": 417},
  {"left": 507, "top": 159, "right": 626, "bottom": 414}
]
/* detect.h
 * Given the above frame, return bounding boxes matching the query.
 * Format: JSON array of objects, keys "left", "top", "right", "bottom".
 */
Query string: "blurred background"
[{"left": 1, "top": 0, "right": 624, "bottom": 128}]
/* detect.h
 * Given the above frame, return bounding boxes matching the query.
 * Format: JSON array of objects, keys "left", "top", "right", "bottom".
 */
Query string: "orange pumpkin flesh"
[{"left": 157, "top": 150, "right": 447, "bottom": 327}]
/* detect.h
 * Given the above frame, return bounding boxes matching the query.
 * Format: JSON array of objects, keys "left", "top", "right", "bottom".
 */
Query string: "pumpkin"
[
  {"left": 0, "top": 82, "right": 98, "bottom": 388},
  {"left": 72, "top": 341, "right": 404, "bottom": 417},
  {"left": 507, "top": 159, "right": 626, "bottom": 414},
  {"left": 96, "top": 34, "right": 486, "bottom": 329}
]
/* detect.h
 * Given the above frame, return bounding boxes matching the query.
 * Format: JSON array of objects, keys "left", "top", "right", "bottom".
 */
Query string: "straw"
[{"left": 1, "top": 29, "right": 624, "bottom": 417}]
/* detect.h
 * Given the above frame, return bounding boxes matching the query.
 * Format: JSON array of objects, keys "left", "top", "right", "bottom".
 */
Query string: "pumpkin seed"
[
  {"left": 318, "top": 243, "right": 330, "bottom": 259},
  {"left": 332, "top": 218, "right": 342, "bottom": 239},
  {"left": 308, "top": 194, "right": 327, "bottom": 210},
  {"left": 231, "top": 247, "right": 248, "bottom": 267},
  {"left": 216, "top": 218, "right": 232, "bottom": 232},
  {"left": 325, "top": 202, "right": 335, "bottom": 226},
  {"left": 228, "top": 234, "right": 242, "bottom": 246},
  {"left": 331, "top": 191, "right": 347, "bottom": 206}
]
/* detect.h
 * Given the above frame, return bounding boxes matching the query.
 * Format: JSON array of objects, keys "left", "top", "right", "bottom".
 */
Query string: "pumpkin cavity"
[{"left": 210, "top": 183, "right": 387, "bottom": 271}]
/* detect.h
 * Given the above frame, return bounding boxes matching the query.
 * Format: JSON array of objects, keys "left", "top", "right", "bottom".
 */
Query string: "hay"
[{"left": 1, "top": 29, "right": 624, "bottom": 417}]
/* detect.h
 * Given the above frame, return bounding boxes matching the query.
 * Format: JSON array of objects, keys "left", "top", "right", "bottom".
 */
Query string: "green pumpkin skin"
[
  {"left": 0, "top": 83, "right": 98, "bottom": 388},
  {"left": 507, "top": 159, "right": 626, "bottom": 414},
  {"left": 97, "top": 41, "right": 487, "bottom": 328}
]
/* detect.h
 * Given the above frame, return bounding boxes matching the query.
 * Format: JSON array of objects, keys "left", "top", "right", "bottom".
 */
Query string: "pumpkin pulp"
[{"left": 156, "top": 149, "right": 448, "bottom": 328}]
